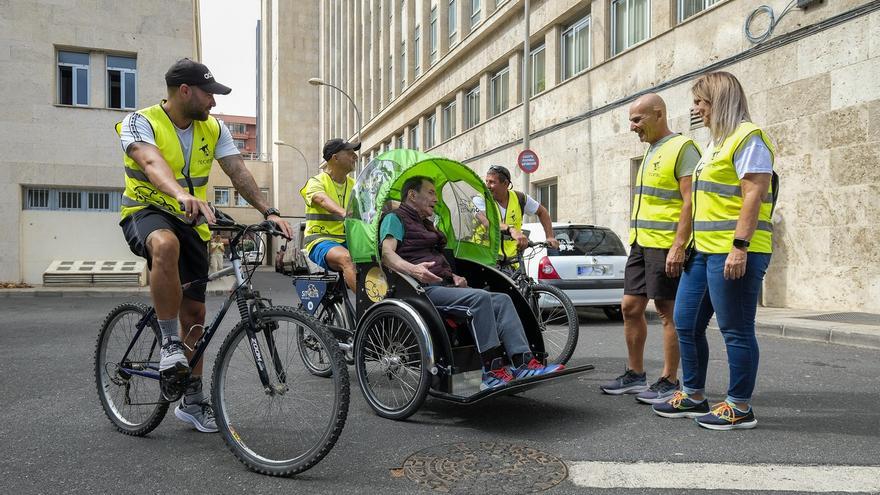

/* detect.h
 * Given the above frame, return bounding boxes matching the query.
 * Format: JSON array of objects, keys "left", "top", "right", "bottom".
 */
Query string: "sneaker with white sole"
[
  {"left": 159, "top": 339, "right": 190, "bottom": 401},
  {"left": 695, "top": 401, "right": 757, "bottom": 430},
  {"left": 652, "top": 390, "right": 710, "bottom": 418},
  {"left": 175, "top": 399, "right": 218, "bottom": 433},
  {"left": 636, "top": 376, "right": 680, "bottom": 404},
  {"left": 599, "top": 368, "right": 648, "bottom": 395}
]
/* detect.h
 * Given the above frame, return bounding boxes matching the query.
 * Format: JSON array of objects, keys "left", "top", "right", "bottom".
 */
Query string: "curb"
[{"left": 0, "top": 287, "right": 231, "bottom": 299}]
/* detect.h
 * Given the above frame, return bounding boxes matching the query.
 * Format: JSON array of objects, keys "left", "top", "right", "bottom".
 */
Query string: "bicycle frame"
[{"left": 116, "top": 229, "right": 285, "bottom": 395}]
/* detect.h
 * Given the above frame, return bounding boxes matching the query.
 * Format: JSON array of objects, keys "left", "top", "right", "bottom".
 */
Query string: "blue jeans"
[{"left": 673, "top": 252, "right": 771, "bottom": 404}]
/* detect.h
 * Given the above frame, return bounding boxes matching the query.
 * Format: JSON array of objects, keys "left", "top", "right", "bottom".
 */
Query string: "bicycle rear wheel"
[
  {"left": 529, "top": 284, "right": 579, "bottom": 365},
  {"left": 94, "top": 303, "right": 168, "bottom": 436},
  {"left": 213, "top": 306, "right": 349, "bottom": 476},
  {"left": 297, "top": 300, "right": 347, "bottom": 377}
]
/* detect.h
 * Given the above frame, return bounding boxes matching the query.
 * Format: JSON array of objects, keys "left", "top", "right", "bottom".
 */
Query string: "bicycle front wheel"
[
  {"left": 529, "top": 284, "right": 579, "bottom": 365},
  {"left": 297, "top": 300, "right": 348, "bottom": 377},
  {"left": 212, "top": 306, "right": 349, "bottom": 476},
  {"left": 94, "top": 303, "right": 168, "bottom": 436}
]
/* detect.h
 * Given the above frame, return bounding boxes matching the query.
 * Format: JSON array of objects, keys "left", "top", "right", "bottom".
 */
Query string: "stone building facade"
[{"left": 307, "top": 0, "right": 880, "bottom": 312}]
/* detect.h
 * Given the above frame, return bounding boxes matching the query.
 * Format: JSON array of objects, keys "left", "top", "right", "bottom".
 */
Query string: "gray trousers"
[{"left": 424, "top": 286, "right": 530, "bottom": 356}]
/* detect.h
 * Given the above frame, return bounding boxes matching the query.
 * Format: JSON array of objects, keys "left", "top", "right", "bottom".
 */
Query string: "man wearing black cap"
[
  {"left": 299, "top": 138, "right": 361, "bottom": 291},
  {"left": 116, "top": 58, "right": 293, "bottom": 434},
  {"left": 475, "top": 165, "right": 559, "bottom": 263}
]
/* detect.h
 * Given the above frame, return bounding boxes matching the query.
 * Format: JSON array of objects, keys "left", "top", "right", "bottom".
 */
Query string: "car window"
[{"left": 550, "top": 227, "right": 626, "bottom": 256}]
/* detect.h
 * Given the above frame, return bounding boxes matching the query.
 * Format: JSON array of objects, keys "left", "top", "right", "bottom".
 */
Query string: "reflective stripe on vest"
[
  {"left": 116, "top": 102, "right": 219, "bottom": 241},
  {"left": 629, "top": 134, "right": 697, "bottom": 249},
  {"left": 299, "top": 172, "right": 353, "bottom": 252},
  {"left": 692, "top": 122, "right": 775, "bottom": 254},
  {"left": 499, "top": 190, "right": 523, "bottom": 261}
]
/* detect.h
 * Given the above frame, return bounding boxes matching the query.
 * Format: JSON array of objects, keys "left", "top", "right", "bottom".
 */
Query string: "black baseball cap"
[
  {"left": 322, "top": 138, "right": 361, "bottom": 161},
  {"left": 487, "top": 165, "right": 512, "bottom": 183},
  {"left": 164, "top": 58, "right": 232, "bottom": 95}
]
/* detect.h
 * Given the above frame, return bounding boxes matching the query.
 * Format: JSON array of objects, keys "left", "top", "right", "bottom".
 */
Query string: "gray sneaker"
[
  {"left": 636, "top": 376, "right": 680, "bottom": 404},
  {"left": 600, "top": 368, "right": 648, "bottom": 395},
  {"left": 159, "top": 339, "right": 189, "bottom": 372},
  {"left": 175, "top": 399, "right": 218, "bottom": 433}
]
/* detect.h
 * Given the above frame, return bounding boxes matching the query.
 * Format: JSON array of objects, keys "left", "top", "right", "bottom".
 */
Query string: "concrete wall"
[
  {"left": 315, "top": 0, "right": 880, "bottom": 312},
  {"left": 20, "top": 210, "right": 140, "bottom": 283},
  {"left": 0, "top": 0, "right": 197, "bottom": 283}
]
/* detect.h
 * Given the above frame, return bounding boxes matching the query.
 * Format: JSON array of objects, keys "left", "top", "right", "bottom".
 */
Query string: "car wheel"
[{"left": 603, "top": 305, "right": 623, "bottom": 321}]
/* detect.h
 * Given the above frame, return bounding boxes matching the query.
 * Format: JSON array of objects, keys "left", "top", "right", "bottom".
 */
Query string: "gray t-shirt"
[
  {"left": 119, "top": 111, "right": 239, "bottom": 176},
  {"left": 643, "top": 133, "right": 701, "bottom": 179}
]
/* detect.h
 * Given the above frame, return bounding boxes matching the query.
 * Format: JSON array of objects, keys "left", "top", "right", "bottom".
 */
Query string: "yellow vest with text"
[
  {"left": 629, "top": 134, "right": 698, "bottom": 249},
  {"left": 300, "top": 172, "right": 353, "bottom": 252},
  {"left": 499, "top": 190, "right": 524, "bottom": 261},
  {"left": 692, "top": 122, "right": 775, "bottom": 254},
  {"left": 116, "top": 103, "right": 220, "bottom": 241}
]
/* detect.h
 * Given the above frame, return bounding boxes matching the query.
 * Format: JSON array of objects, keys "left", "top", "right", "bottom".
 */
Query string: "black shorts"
[
  {"left": 120, "top": 207, "right": 209, "bottom": 302},
  {"left": 624, "top": 243, "right": 680, "bottom": 300}
]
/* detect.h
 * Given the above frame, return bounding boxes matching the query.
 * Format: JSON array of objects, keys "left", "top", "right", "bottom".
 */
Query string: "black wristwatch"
[
  {"left": 733, "top": 238, "right": 750, "bottom": 249},
  {"left": 263, "top": 207, "right": 280, "bottom": 219}
]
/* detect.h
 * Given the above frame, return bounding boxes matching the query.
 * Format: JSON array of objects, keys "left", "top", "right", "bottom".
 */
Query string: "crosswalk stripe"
[{"left": 568, "top": 461, "right": 880, "bottom": 493}]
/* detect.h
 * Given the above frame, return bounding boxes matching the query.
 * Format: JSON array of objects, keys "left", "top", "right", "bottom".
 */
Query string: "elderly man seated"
[{"left": 379, "top": 176, "right": 564, "bottom": 390}]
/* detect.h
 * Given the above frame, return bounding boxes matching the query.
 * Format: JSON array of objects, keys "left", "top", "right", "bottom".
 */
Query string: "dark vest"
[{"left": 393, "top": 203, "right": 454, "bottom": 280}]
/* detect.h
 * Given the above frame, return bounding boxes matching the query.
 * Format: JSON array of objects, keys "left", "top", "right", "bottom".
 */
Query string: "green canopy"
[{"left": 345, "top": 149, "right": 500, "bottom": 266}]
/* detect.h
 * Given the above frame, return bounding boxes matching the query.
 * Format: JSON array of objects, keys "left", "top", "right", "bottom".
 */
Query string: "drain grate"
[
  {"left": 401, "top": 441, "right": 567, "bottom": 494},
  {"left": 798, "top": 312, "right": 880, "bottom": 326}
]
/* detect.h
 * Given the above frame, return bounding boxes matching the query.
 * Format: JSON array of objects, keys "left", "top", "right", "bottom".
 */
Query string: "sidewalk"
[
  {"left": 642, "top": 302, "right": 880, "bottom": 350},
  {"left": 3, "top": 276, "right": 879, "bottom": 351}
]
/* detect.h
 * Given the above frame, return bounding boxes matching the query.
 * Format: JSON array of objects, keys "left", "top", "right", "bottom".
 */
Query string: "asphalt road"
[{"left": 1, "top": 271, "right": 878, "bottom": 494}]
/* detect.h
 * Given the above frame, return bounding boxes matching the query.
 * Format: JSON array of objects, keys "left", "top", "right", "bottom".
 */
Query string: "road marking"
[{"left": 568, "top": 461, "right": 880, "bottom": 493}]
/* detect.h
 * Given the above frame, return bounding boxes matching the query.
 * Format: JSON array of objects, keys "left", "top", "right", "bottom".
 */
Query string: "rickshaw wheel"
[{"left": 354, "top": 303, "right": 430, "bottom": 420}]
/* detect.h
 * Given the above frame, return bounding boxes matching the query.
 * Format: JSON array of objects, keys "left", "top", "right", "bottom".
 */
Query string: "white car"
[{"left": 520, "top": 222, "right": 627, "bottom": 320}]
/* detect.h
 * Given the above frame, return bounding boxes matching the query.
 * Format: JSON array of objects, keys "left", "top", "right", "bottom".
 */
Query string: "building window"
[
  {"left": 400, "top": 42, "right": 407, "bottom": 91},
  {"left": 612, "top": 0, "right": 651, "bottom": 55},
  {"left": 57, "top": 51, "right": 90, "bottom": 106},
  {"left": 226, "top": 122, "right": 247, "bottom": 134},
  {"left": 442, "top": 101, "right": 456, "bottom": 140},
  {"left": 409, "top": 124, "right": 420, "bottom": 150},
  {"left": 425, "top": 114, "right": 436, "bottom": 149},
  {"left": 430, "top": 7, "right": 438, "bottom": 64},
  {"left": 233, "top": 139, "right": 246, "bottom": 150},
  {"left": 106, "top": 55, "right": 136, "bottom": 110},
  {"left": 530, "top": 44, "right": 546, "bottom": 95},
  {"left": 414, "top": 26, "right": 421, "bottom": 76},
  {"left": 464, "top": 85, "right": 480, "bottom": 130},
  {"left": 561, "top": 16, "right": 591, "bottom": 81},
  {"left": 233, "top": 189, "right": 266, "bottom": 207},
  {"left": 678, "top": 0, "right": 717, "bottom": 22},
  {"left": 490, "top": 68, "right": 509, "bottom": 117},
  {"left": 396, "top": 135, "right": 405, "bottom": 149},
  {"left": 470, "top": 0, "right": 481, "bottom": 27},
  {"left": 23, "top": 187, "right": 123, "bottom": 212},
  {"left": 214, "top": 187, "right": 230, "bottom": 206},
  {"left": 449, "top": 0, "right": 458, "bottom": 44},
  {"left": 536, "top": 181, "right": 558, "bottom": 222},
  {"left": 26, "top": 188, "right": 50, "bottom": 209}
]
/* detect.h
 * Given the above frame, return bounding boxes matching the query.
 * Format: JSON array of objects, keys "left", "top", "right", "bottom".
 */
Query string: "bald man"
[{"left": 600, "top": 94, "right": 701, "bottom": 404}]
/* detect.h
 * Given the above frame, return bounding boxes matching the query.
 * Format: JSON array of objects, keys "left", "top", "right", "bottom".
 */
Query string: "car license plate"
[{"left": 578, "top": 264, "right": 610, "bottom": 276}]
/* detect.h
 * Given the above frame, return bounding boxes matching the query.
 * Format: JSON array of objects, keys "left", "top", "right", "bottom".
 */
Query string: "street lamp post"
[
  {"left": 274, "top": 140, "right": 311, "bottom": 180},
  {"left": 308, "top": 77, "right": 363, "bottom": 145}
]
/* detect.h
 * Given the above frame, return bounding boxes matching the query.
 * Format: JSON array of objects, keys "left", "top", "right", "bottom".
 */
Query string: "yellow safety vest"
[
  {"left": 116, "top": 102, "right": 220, "bottom": 241},
  {"left": 300, "top": 172, "right": 353, "bottom": 252},
  {"left": 499, "top": 190, "right": 524, "bottom": 261},
  {"left": 629, "top": 134, "right": 698, "bottom": 249},
  {"left": 692, "top": 122, "right": 775, "bottom": 254}
]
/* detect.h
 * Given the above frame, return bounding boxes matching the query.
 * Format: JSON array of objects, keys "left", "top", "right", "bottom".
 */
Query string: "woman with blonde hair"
[{"left": 652, "top": 71, "right": 777, "bottom": 430}]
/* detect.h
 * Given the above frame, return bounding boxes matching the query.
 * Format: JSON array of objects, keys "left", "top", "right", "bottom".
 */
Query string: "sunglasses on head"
[{"left": 488, "top": 166, "right": 511, "bottom": 183}]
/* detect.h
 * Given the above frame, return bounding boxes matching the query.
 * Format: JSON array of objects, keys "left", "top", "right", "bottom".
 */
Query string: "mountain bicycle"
[{"left": 94, "top": 208, "right": 349, "bottom": 476}]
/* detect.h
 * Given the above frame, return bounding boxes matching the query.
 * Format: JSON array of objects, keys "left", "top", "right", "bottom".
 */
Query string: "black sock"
[
  {"left": 480, "top": 346, "right": 506, "bottom": 371},
  {"left": 511, "top": 351, "right": 534, "bottom": 368}
]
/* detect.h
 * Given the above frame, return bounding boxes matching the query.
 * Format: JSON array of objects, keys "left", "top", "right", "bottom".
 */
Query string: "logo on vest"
[{"left": 200, "top": 144, "right": 210, "bottom": 156}]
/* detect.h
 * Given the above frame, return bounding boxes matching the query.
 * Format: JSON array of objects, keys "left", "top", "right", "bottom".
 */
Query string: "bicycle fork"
[{"left": 236, "top": 292, "right": 288, "bottom": 396}]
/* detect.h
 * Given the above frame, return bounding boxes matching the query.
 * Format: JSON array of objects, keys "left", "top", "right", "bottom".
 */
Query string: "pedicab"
[{"left": 297, "top": 149, "right": 594, "bottom": 420}]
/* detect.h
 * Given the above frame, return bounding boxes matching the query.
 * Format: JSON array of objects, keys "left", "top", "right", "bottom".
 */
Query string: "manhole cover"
[
  {"left": 798, "top": 312, "right": 880, "bottom": 326},
  {"left": 401, "top": 441, "right": 567, "bottom": 494}
]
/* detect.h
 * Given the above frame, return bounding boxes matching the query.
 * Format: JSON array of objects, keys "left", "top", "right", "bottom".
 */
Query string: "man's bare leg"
[
  {"left": 146, "top": 230, "right": 182, "bottom": 321},
  {"left": 653, "top": 298, "right": 680, "bottom": 380},
  {"left": 325, "top": 246, "right": 357, "bottom": 292},
  {"left": 622, "top": 294, "right": 649, "bottom": 373}
]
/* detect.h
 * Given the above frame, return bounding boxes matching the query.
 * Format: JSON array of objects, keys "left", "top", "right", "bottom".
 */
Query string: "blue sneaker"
[
  {"left": 695, "top": 401, "right": 758, "bottom": 430},
  {"left": 510, "top": 353, "right": 565, "bottom": 379},
  {"left": 481, "top": 359, "right": 514, "bottom": 391},
  {"left": 652, "top": 391, "right": 710, "bottom": 418},
  {"left": 636, "top": 376, "right": 680, "bottom": 404},
  {"left": 599, "top": 368, "right": 647, "bottom": 395}
]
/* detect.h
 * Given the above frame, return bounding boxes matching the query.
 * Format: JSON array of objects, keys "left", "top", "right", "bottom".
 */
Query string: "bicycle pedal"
[{"left": 159, "top": 363, "right": 190, "bottom": 402}]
